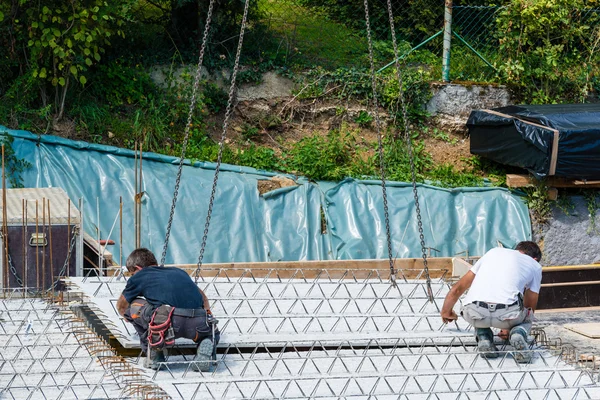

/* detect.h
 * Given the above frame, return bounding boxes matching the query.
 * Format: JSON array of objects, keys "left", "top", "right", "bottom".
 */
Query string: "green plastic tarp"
[{"left": 1, "top": 126, "right": 531, "bottom": 264}]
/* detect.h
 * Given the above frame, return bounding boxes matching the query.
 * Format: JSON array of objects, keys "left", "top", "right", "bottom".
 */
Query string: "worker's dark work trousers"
[{"left": 124, "top": 298, "right": 220, "bottom": 356}]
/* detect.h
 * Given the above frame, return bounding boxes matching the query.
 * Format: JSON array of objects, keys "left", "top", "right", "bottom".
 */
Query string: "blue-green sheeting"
[{"left": 1, "top": 126, "right": 531, "bottom": 264}]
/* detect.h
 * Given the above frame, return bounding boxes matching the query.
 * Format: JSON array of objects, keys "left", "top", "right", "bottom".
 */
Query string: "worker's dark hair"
[
  {"left": 126, "top": 248, "right": 158, "bottom": 272},
  {"left": 515, "top": 241, "right": 542, "bottom": 261}
]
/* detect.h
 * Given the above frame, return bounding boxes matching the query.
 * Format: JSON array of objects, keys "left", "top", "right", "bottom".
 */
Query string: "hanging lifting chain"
[
  {"left": 362, "top": 0, "right": 399, "bottom": 287},
  {"left": 194, "top": 0, "right": 251, "bottom": 283},
  {"left": 1, "top": 232, "right": 24, "bottom": 288},
  {"left": 1, "top": 227, "right": 78, "bottom": 291},
  {"left": 160, "top": 0, "right": 216, "bottom": 267},
  {"left": 384, "top": 0, "right": 434, "bottom": 302}
]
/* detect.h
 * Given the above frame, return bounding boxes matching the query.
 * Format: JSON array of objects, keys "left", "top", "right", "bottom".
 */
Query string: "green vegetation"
[
  {"left": 497, "top": 0, "right": 600, "bottom": 103},
  {"left": 584, "top": 190, "right": 599, "bottom": 234},
  {"left": 0, "top": 0, "right": 598, "bottom": 195},
  {"left": 523, "top": 182, "right": 553, "bottom": 224},
  {"left": 0, "top": 136, "right": 32, "bottom": 188},
  {"left": 258, "top": 0, "right": 368, "bottom": 68},
  {"left": 557, "top": 193, "right": 576, "bottom": 216}
]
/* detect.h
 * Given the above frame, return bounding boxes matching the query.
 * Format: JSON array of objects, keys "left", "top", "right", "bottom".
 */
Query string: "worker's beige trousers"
[{"left": 461, "top": 302, "right": 533, "bottom": 333}]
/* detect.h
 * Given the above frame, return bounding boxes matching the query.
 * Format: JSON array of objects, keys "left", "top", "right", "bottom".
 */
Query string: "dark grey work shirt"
[{"left": 122, "top": 266, "right": 203, "bottom": 309}]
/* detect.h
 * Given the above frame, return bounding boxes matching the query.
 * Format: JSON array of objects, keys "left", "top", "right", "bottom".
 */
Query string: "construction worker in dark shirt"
[{"left": 116, "top": 248, "right": 220, "bottom": 371}]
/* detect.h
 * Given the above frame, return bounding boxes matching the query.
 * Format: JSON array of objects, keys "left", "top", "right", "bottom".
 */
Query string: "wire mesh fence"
[
  {"left": 257, "top": 0, "right": 445, "bottom": 72},
  {"left": 255, "top": 0, "right": 600, "bottom": 88},
  {"left": 450, "top": 6, "right": 502, "bottom": 83}
]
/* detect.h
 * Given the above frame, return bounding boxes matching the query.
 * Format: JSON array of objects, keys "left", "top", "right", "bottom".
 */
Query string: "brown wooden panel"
[{"left": 4, "top": 224, "right": 77, "bottom": 290}]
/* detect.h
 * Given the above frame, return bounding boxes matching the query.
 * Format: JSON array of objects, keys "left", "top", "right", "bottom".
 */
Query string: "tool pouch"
[
  {"left": 517, "top": 292, "right": 524, "bottom": 310},
  {"left": 148, "top": 305, "right": 175, "bottom": 349}
]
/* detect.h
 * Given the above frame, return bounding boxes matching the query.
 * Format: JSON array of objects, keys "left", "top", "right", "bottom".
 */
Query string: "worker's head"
[
  {"left": 515, "top": 241, "right": 542, "bottom": 262},
  {"left": 126, "top": 248, "right": 158, "bottom": 273}
]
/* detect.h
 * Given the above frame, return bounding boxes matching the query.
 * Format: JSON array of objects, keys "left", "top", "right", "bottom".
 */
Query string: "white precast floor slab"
[
  {"left": 64, "top": 273, "right": 600, "bottom": 399},
  {"left": 66, "top": 273, "right": 473, "bottom": 348},
  {"left": 0, "top": 297, "right": 125, "bottom": 400},
  {"left": 144, "top": 345, "right": 600, "bottom": 399}
]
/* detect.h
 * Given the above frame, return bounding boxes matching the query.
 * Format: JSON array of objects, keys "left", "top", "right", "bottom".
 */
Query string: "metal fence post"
[{"left": 442, "top": 0, "right": 453, "bottom": 82}]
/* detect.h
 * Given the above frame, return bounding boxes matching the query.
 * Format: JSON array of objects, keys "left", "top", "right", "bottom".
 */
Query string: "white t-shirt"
[{"left": 463, "top": 247, "right": 542, "bottom": 305}]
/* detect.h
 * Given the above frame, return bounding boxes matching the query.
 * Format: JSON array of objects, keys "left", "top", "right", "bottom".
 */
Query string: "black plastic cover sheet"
[{"left": 468, "top": 104, "right": 600, "bottom": 179}]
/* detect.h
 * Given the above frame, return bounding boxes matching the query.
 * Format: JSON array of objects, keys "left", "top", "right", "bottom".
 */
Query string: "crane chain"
[
  {"left": 160, "top": 0, "right": 216, "bottom": 266},
  {"left": 194, "top": 0, "right": 251, "bottom": 282},
  {"left": 0, "top": 232, "right": 24, "bottom": 287},
  {"left": 384, "top": 0, "right": 434, "bottom": 301},
  {"left": 362, "top": 0, "right": 398, "bottom": 286}
]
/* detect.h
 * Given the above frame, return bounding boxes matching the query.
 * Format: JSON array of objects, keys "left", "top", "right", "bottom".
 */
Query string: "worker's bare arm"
[
  {"left": 440, "top": 271, "right": 476, "bottom": 323},
  {"left": 523, "top": 289, "right": 539, "bottom": 311},
  {"left": 116, "top": 294, "right": 130, "bottom": 317}
]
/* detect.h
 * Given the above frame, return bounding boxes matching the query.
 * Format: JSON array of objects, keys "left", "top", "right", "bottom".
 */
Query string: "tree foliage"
[
  {"left": 496, "top": 0, "right": 600, "bottom": 103},
  {"left": 1, "top": 0, "right": 128, "bottom": 120}
]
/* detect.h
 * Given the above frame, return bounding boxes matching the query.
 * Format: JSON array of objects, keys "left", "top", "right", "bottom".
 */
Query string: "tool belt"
[
  {"left": 148, "top": 305, "right": 175, "bottom": 349},
  {"left": 172, "top": 307, "right": 206, "bottom": 318}
]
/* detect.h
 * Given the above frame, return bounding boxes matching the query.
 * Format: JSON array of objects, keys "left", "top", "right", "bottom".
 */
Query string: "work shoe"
[
  {"left": 477, "top": 338, "right": 500, "bottom": 358},
  {"left": 143, "top": 349, "right": 166, "bottom": 370},
  {"left": 475, "top": 328, "right": 499, "bottom": 358},
  {"left": 192, "top": 338, "right": 214, "bottom": 372},
  {"left": 510, "top": 328, "right": 532, "bottom": 363}
]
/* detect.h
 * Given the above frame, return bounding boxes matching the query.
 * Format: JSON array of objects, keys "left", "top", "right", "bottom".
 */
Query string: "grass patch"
[{"left": 258, "top": 0, "right": 368, "bottom": 68}]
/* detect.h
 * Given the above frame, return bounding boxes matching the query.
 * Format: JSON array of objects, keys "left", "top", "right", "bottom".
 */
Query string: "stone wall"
[{"left": 426, "top": 83, "right": 511, "bottom": 133}]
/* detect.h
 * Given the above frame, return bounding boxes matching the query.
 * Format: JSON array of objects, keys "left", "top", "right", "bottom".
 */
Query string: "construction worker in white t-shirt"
[{"left": 440, "top": 241, "right": 542, "bottom": 363}]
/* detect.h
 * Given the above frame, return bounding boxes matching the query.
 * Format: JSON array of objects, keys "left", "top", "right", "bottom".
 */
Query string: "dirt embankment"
[{"left": 206, "top": 96, "right": 473, "bottom": 172}]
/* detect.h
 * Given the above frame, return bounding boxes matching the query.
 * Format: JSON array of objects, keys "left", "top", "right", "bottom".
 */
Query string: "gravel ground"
[
  {"left": 523, "top": 195, "right": 600, "bottom": 357},
  {"left": 534, "top": 196, "right": 600, "bottom": 266},
  {"left": 536, "top": 309, "right": 600, "bottom": 357}
]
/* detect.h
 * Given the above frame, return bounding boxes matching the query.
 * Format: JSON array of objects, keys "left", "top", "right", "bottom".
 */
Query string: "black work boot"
[
  {"left": 509, "top": 327, "right": 532, "bottom": 363},
  {"left": 192, "top": 338, "right": 214, "bottom": 372},
  {"left": 476, "top": 328, "right": 499, "bottom": 358},
  {"left": 144, "top": 348, "right": 166, "bottom": 370}
]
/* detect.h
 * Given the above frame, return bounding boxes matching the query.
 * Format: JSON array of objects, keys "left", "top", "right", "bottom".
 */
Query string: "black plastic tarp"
[{"left": 468, "top": 104, "right": 600, "bottom": 179}]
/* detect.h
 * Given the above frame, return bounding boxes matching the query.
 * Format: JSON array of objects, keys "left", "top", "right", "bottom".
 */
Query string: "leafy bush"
[
  {"left": 284, "top": 128, "right": 370, "bottom": 181},
  {"left": 89, "top": 61, "right": 156, "bottom": 107},
  {"left": 0, "top": 135, "right": 33, "bottom": 188},
  {"left": 496, "top": 0, "right": 600, "bottom": 103}
]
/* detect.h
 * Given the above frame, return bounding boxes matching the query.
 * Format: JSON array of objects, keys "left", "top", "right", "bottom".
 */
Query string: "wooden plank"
[
  {"left": 564, "top": 323, "right": 600, "bottom": 339},
  {"left": 536, "top": 306, "right": 600, "bottom": 314},
  {"left": 452, "top": 257, "right": 472, "bottom": 278},
  {"left": 541, "top": 280, "right": 600, "bottom": 288},
  {"left": 83, "top": 231, "right": 114, "bottom": 265},
  {"left": 162, "top": 258, "right": 461, "bottom": 279},
  {"left": 506, "top": 174, "right": 535, "bottom": 188},
  {"left": 507, "top": 174, "right": 600, "bottom": 189},
  {"left": 543, "top": 264, "right": 600, "bottom": 272}
]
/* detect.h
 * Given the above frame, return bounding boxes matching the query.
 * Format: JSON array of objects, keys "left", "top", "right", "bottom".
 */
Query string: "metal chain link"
[
  {"left": 7, "top": 252, "right": 24, "bottom": 287},
  {"left": 194, "top": 0, "right": 251, "bottom": 283},
  {"left": 2, "top": 231, "right": 24, "bottom": 287},
  {"left": 384, "top": 0, "right": 434, "bottom": 302},
  {"left": 160, "top": 0, "right": 216, "bottom": 266},
  {"left": 1, "top": 227, "right": 77, "bottom": 290},
  {"left": 362, "top": 0, "right": 398, "bottom": 286}
]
